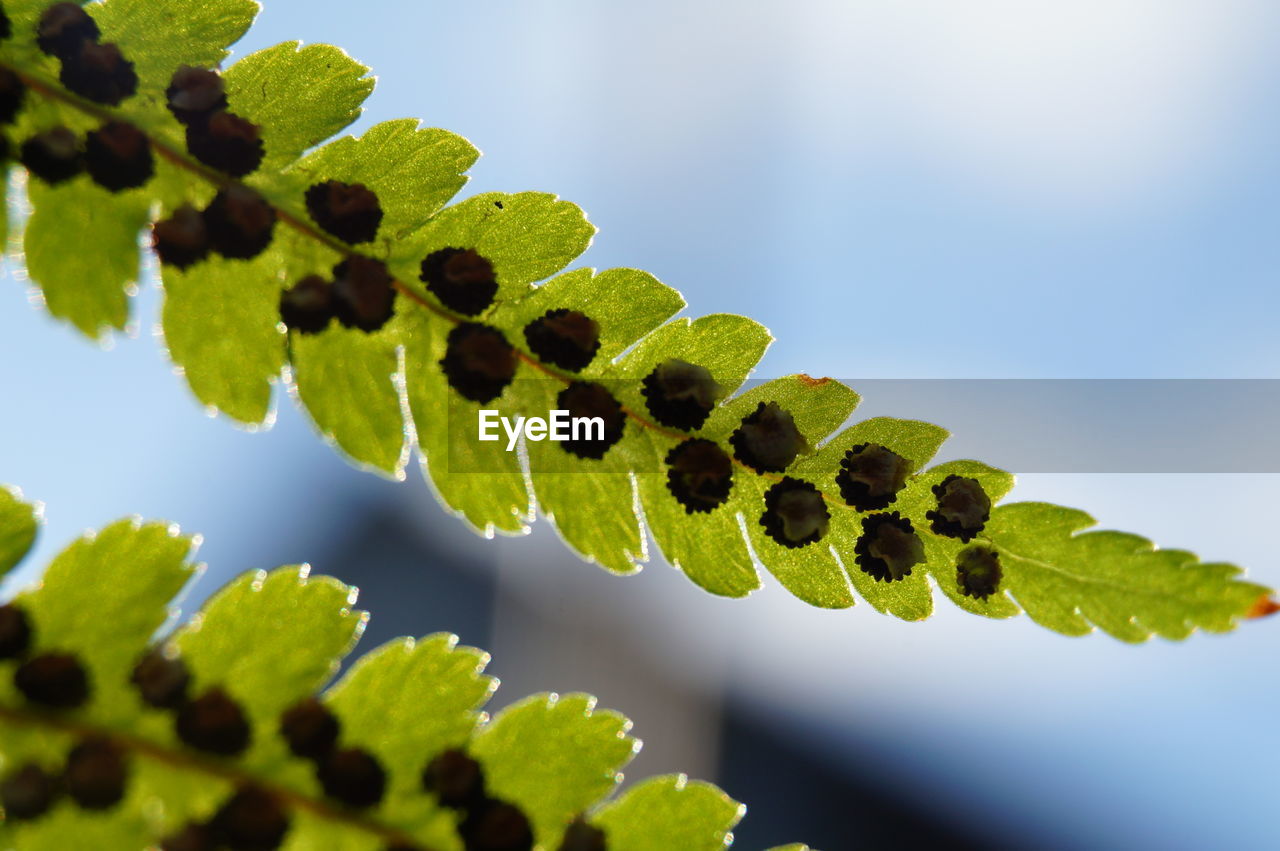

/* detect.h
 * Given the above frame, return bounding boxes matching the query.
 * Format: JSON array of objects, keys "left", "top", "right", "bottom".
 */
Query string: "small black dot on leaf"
[
  {"left": 36, "top": 3, "right": 99, "bottom": 58},
  {"left": 440, "top": 323, "right": 518, "bottom": 403},
  {"left": 422, "top": 748, "right": 485, "bottom": 810},
  {"left": 0, "top": 6, "right": 10, "bottom": 41},
  {"left": 835, "top": 443, "right": 912, "bottom": 511},
  {"left": 279, "top": 697, "right": 340, "bottom": 761},
  {"left": 926, "top": 475, "right": 991, "bottom": 542},
  {"left": 558, "top": 816, "right": 607, "bottom": 851},
  {"left": 331, "top": 255, "right": 396, "bottom": 332},
  {"left": 0, "top": 68, "right": 26, "bottom": 126},
  {"left": 523, "top": 308, "right": 601, "bottom": 372},
  {"left": 186, "top": 111, "right": 264, "bottom": 177},
  {"left": 64, "top": 737, "right": 128, "bottom": 810},
  {"left": 0, "top": 763, "right": 59, "bottom": 821},
  {"left": 176, "top": 687, "right": 251, "bottom": 757},
  {"left": 665, "top": 438, "right": 733, "bottom": 514},
  {"left": 640, "top": 359, "right": 722, "bottom": 431},
  {"left": 85, "top": 121, "right": 153, "bottom": 191},
  {"left": 203, "top": 185, "right": 276, "bottom": 260},
  {"left": 152, "top": 205, "right": 210, "bottom": 269},
  {"left": 556, "top": 381, "right": 625, "bottom": 459},
  {"left": 20, "top": 127, "right": 83, "bottom": 185},
  {"left": 729, "top": 401, "right": 809, "bottom": 473},
  {"left": 279, "top": 275, "right": 334, "bottom": 335},
  {"left": 59, "top": 41, "right": 138, "bottom": 106},
  {"left": 209, "top": 786, "right": 290, "bottom": 851},
  {"left": 305, "top": 180, "right": 383, "bottom": 244},
  {"left": 420, "top": 247, "right": 498, "bottom": 316},
  {"left": 956, "top": 545, "right": 1003, "bottom": 600},
  {"left": 15, "top": 652, "right": 90, "bottom": 709},
  {"left": 0, "top": 603, "right": 32, "bottom": 659},
  {"left": 317, "top": 747, "right": 386, "bottom": 809},
  {"left": 166, "top": 66, "right": 227, "bottom": 126},
  {"left": 462, "top": 799, "right": 534, "bottom": 851},
  {"left": 759, "top": 477, "right": 829, "bottom": 548},
  {"left": 160, "top": 823, "right": 217, "bottom": 851},
  {"left": 130, "top": 647, "right": 190, "bottom": 709},
  {"left": 854, "top": 512, "right": 925, "bottom": 582}
]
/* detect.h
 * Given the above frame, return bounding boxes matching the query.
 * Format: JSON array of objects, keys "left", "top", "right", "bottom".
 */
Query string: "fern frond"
[
  {"left": 0, "top": 487, "right": 762, "bottom": 849},
  {"left": 0, "top": 0, "right": 1273, "bottom": 641}
]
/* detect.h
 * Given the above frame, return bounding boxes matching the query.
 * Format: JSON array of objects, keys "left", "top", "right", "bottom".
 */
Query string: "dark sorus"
[
  {"left": 665, "top": 438, "right": 733, "bottom": 513},
  {"left": 440, "top": 323, "right": 518, "bottom": 403},
  {"left": 421, "top": 247, "right": 499, "bottom": 316},
  {"left": 760, "top": 478, "right": 829, "bottom": 548}
]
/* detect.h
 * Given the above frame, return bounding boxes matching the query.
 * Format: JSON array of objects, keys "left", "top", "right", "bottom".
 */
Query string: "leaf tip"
[{"left": 1245, "top": 594, "right": 1280, "bottom": 620}]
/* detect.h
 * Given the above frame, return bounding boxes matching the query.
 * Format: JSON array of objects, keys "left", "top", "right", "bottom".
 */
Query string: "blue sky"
[{"left": 2, "top": 1, "right": 1278, "bottom": 847}]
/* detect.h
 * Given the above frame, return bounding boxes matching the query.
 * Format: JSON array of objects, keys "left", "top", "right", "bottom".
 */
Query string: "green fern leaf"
[
  {"left": 0, "top": 489, "right": 788, "bottom": 849},
  {"left": 23, "top": 181, "right": 149, "bottom": 338},
  {"left": 226, "top": 42, "right": 373, "bottom": 176},
  {"left": 173, "top": 567, "right": 365, "bottom": 724},
  {"left": 0, "top": 0, "right": 1273, "bottom": 642},
  {"left": 396, "top": 191, "right": 597, "bottom": 295},
  {"left": 289, "top": 118, "right": 480, "bottom": 233},
  {"left": 17, "top": 518, "right": 195, "bottom": 723},
  {"left": 325, "top": 633, "right": 495, "bottom": 769},
  {"left": 593, "top": 775, "right": 744, "bottom": 851},
  {"left": 290, "top": 325, "right": 406, "bottom": 473},
  {"left": 94, "top": 0, "right": 258, "bottom": 84},
  {"left": 0, "top": 486, "right": 38, "bottom": 576},
  {"left": 161, "top": 252, "right": 288, "bottom": 422},
  {"left": 986, "top": 502, "right": 1265, "bottom": 641},
  {"left": 471, "top": 694, "right": 637, "bottom": 846}
]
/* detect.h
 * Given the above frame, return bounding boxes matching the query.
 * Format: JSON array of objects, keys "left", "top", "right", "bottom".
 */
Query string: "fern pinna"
[
  {"left": 0, "top": 0, "right": 1274, "bottom": 641},
  {"left": 0, "top": 485, "right": 789, "bottom": 850}
]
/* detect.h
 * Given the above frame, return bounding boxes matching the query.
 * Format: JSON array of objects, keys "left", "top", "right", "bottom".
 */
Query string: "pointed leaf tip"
[{"left": 1245, "top": 594, "right": 1280, "bottom": 620}]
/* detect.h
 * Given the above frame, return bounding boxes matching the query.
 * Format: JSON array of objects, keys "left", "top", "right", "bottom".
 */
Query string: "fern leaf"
[
  {"left": 173, "top": 567, "right": 366, "bottom": 724},
  {"left": 290, "top": 118, "right": 480, "bottom": 233},
  {"left": 0, "top": 489, "right": 785, "bottom": 849},
  {"left": 494, "top": 267, "right": 687, "bottom": 364},
  {"left": 471, "top": 694, "right": 638, "bottom": 844},
  {"left": 986, "top": 502, "right": 1265, "bottom": 641},
  {"left": 325, "top": 634, "right": 495, "bottom": 771},
  {"left": 291, "top": 325, "right": 407, "bottom": 473},
  {"left": 162, "top": 252, "right": 289, "bottom": 422},
  {"left": 0, "top": 486, "right": 38, "bottom": 575},
  {"left": 18, "top": 519, "right": 195, "bottom": 724},
  {"left": 226, "top": 42, "right": 373, "bottom": 175},
  {"left": 398, "top": 191, "right": 597, "bottom": 294},
  {"left": 0, "top": 0, "right": 1273, "bottom": 640},
  {"left": 24, "top": 180, "right": 148, "bottom": 338},
  {"left": 95, "top": 0, "right": 257, "bottom": 84},
  {"left": 593, "top": 775, "right": 744, "bottom": 851},
  {"left": 401, "top": 304, "right": 533, "bottom": 533}
]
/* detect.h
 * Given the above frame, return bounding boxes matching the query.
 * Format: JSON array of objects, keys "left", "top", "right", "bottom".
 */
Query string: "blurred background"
[{"left": 3, "top": 1, "right": 1279, "bottom": 847}]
